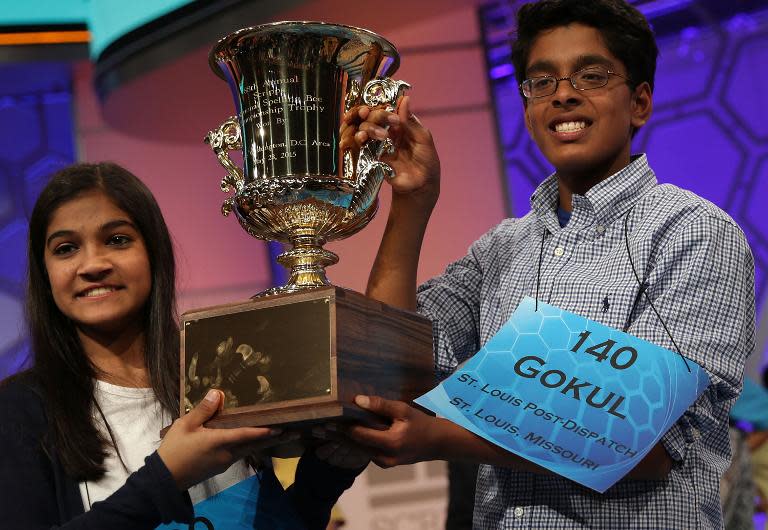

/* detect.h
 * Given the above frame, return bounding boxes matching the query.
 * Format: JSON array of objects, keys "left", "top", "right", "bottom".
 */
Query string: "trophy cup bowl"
[
  {"left": 180, "top": 23, "right": 433, "bottom": 446},
  {"left": 206, "top": 21, "right": 411, "bottom": 294}
]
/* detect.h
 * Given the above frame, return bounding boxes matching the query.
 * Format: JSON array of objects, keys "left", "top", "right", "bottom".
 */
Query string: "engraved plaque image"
[{"left": 183, "top": 298, "right": 331, "bottom": 413}]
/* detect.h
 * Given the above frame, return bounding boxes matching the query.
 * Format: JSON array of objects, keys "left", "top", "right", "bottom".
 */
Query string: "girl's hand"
[{"left": 158, "top": 389, "right": 281, "bottom": 490}]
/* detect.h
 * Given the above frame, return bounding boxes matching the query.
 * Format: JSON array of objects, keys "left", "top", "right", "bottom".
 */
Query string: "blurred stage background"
[{"left": 0, "top": 0, "right": 766, "bottom": 527}]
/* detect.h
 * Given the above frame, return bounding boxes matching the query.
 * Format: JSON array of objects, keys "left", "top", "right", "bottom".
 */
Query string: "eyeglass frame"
[{"left": 519, "top": 66, "right": 631, "bottom": 99}]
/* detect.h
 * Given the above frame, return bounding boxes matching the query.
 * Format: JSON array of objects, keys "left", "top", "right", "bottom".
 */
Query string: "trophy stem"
[{"left": 262, "top": 237, "right": 338, "bottom": 296}]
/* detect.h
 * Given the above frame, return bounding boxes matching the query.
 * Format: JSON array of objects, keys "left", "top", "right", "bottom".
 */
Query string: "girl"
[{"left": 0, "top": 162, "right": 358, "bottom": 529}]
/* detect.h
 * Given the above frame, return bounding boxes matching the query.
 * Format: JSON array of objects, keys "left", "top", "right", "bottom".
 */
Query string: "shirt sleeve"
[
  {"left": 627, "top": 213, "right": 756, "bottom": 464},
  {"left": 416, "top": 221, "right": 507, "bottom": 381},
  {"left": 0, "top": 380, "right": 193, "bottom": 529},
  {"left": 79, "top": 452, "right": 193, "bottom": 528}
]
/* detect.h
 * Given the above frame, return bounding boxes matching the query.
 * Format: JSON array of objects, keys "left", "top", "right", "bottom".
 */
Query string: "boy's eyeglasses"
[{"left": 520, "top": 66, "right": 628, "bottom": 99}]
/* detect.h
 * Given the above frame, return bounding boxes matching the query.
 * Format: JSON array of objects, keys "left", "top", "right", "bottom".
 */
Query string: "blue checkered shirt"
[{"left": 417, "top": 155, "right": 756, "bottom": 529}]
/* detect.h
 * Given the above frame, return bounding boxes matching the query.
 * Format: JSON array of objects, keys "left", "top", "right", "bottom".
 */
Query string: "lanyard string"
[
  {"left": 534, "top": 211, "right": 691, "bottom": 372},
  {"left": 535, "top": 228, "right": 546, "bottom": 312},
  {"left": 623, "top": 213, "right": 691, "bottom": 372}
]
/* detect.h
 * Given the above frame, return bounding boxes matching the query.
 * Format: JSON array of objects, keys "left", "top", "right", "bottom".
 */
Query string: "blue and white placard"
[{"left": 415, "top": 297, "right": 710, "bottom": 492}]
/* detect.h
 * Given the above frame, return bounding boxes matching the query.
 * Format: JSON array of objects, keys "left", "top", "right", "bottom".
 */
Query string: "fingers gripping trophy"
[{"left": 179, "top": 22, "right": 433, "bottom": 439}]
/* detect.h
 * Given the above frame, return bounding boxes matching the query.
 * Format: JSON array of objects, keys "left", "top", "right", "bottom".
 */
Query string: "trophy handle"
[
  {"left": 347, "top": 78, "right": 411, "bottom": 217},
  {"left": 205, "top": 117, "right": 244, "bottom": 217}
]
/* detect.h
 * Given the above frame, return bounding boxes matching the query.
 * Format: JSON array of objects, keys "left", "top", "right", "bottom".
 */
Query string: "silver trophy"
[
  {"left": 206, "top": 21, "right": 410, "bottom": 294},
  {"left": 181, "top": 23, "right": 432, "bottom": 436}
]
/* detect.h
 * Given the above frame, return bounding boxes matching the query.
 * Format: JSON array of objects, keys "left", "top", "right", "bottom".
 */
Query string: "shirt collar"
[{"left": 530, "top": 154, "right": 657, "bottom": 230}]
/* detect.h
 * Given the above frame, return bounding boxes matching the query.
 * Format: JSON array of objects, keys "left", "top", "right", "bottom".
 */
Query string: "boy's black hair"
[{"left": 511, "top": 0, "right": 659, "bottom": 92}]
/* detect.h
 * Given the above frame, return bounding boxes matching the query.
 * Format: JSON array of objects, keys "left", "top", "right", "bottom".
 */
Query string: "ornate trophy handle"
[
  {"left": 347, "top": 78, "right": 411, "bottom": 216},
  {"left": 362, "top": 78, "right": 410, "bottom": 112},
  {"left": 205, "top": 117, "right": 244, "bottom": 217}
]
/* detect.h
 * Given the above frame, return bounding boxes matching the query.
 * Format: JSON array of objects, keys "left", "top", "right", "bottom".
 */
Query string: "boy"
[{"left": 341, "top": 0, "right": 756, "bottom": 528}]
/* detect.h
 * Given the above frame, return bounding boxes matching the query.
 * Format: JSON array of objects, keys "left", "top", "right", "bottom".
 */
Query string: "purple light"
[
  {"left": 637, "top": 0, "right": 694, "bottom": 18},
  {"left": 490, "top": 64, "right": 514, "bottom": 80}
]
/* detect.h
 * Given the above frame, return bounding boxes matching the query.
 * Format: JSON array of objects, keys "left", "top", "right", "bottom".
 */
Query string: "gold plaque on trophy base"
[{"left": 180, "top": 286, "right": 433, "bottom": 432}]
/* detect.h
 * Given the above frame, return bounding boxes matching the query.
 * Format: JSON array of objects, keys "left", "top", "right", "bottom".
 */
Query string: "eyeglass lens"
[{"left": 523, "top": 67, "right": 610, "bottom": 98}]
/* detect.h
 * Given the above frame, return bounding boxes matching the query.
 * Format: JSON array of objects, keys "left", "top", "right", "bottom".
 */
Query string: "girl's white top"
[{"left": 78, "top": 380, "right": 251, "bottom": 509}]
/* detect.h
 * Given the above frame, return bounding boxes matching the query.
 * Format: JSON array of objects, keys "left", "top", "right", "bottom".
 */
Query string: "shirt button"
[
  {"left": 553, "top": 246, "right": 565, "bottom": 257},
  {"left": 514, "top": 507, "right": 524, "bottom": 517},
  {"left": 595, "top": 225, "right": 605, "bottom": 234}
]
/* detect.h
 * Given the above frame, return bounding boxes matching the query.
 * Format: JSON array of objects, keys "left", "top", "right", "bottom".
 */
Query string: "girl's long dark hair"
[{"left": 24, "top": 162, "right": 179, "bottom": 480}]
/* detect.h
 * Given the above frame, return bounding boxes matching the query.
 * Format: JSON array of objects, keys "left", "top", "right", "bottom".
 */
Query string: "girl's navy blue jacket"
[{"left": 0, "top": 373, "right": 358, "bottom": 529}]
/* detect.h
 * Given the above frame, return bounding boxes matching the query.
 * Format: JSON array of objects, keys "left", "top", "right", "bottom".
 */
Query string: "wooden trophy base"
[{"left": 179, "top": 286, "right": 434, "bottom": 448}]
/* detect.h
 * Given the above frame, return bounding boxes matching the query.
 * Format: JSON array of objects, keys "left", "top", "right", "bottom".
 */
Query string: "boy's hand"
[
  {"left": 340, "top": 96, "right": 441, "bottom": 217},
  {"left": 345, "top": 395, "right": 441, "bottom": 468}
]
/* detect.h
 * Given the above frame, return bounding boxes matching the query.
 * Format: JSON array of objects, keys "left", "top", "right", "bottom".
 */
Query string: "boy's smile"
[{"left": 523, "top": 23, "right": 652, "bottom": 199}]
